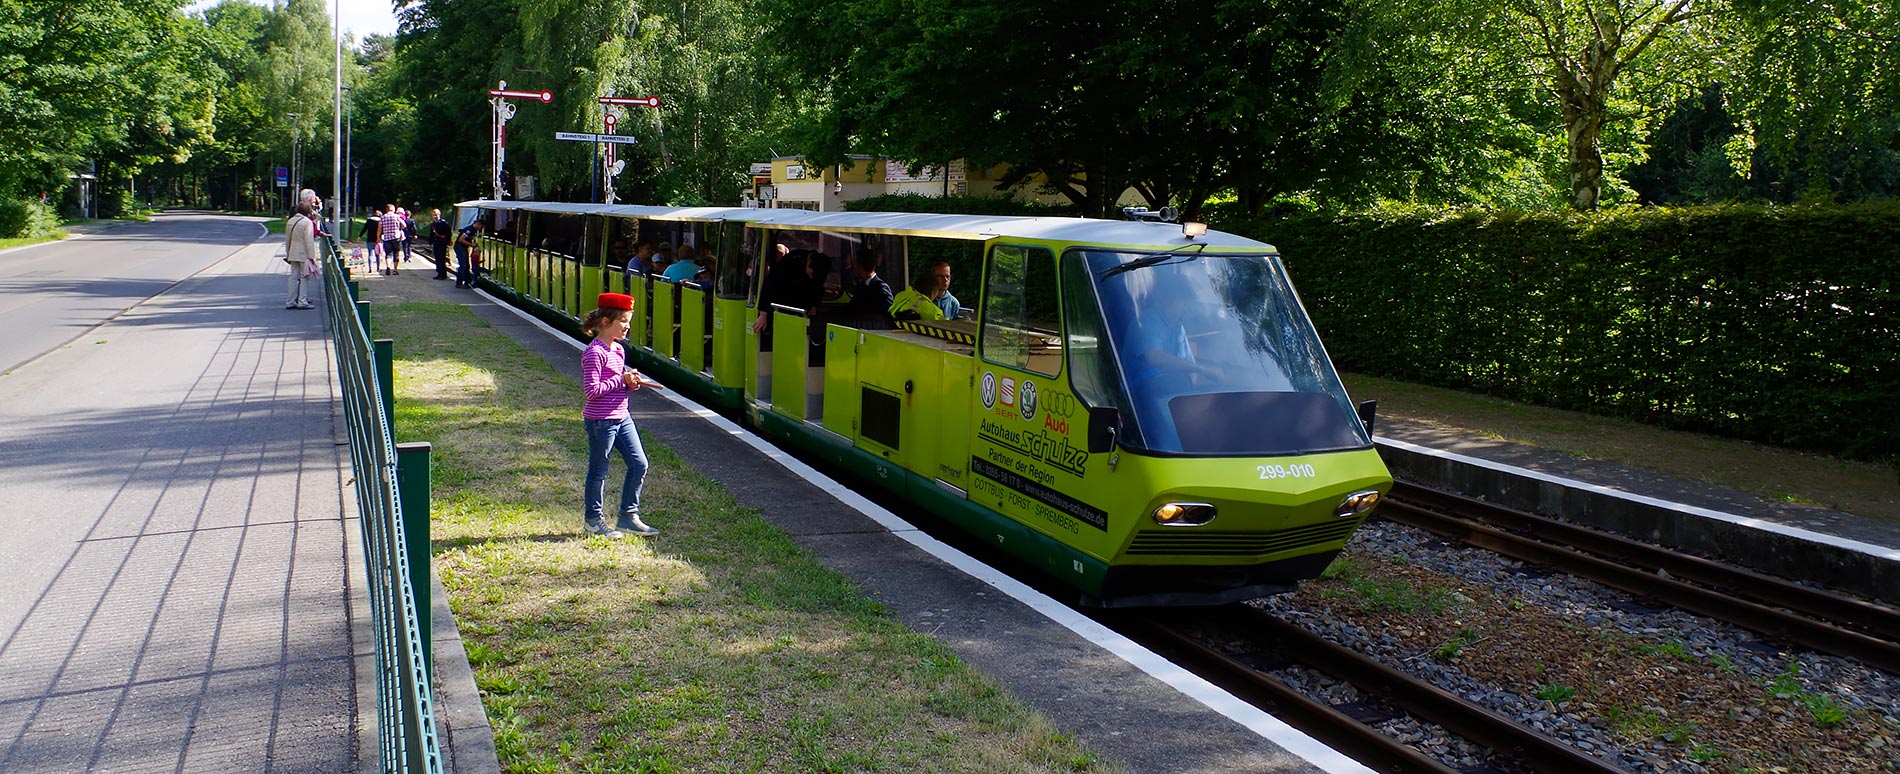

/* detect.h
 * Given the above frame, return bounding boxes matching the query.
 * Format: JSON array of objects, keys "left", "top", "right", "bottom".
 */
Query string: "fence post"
[
  {"left": 374, "top": 338, "right": 395, "bottom": 440},
  {"left": 348, "top": 279, "right": 360, "bottom": 305},
  {"left": 356, "top": 299, "right": 372, "bottom": 337},
  {"left": 396, "top": 441, "right": 433, "bottom": 673}
]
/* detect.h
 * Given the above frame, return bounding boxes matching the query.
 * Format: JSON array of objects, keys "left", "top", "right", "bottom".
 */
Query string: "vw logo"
[{"left": 981, "top": 372, "right": 997, "bottom": 409}]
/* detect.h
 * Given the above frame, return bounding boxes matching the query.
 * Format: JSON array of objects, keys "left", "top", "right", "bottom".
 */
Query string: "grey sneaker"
[
  {"left": 584, "top": 519, "right": 623, "bottom": 539},
  {"left": 616, "top": 514, "right": 659, "bottom": 536}
]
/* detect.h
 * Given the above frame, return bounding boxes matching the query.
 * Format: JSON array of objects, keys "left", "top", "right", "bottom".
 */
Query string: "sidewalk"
[{"left": 0, "top": 235, "right": 365, "bottom": 771}]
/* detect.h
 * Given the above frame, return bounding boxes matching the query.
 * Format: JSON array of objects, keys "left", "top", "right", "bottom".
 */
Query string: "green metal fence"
[{"left": 320, "top": 237, "right": 444, "bottom": 773}]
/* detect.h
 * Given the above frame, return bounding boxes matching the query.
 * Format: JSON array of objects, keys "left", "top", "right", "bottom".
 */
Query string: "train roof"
[{"left": 454, "top": 200, "right": 1275, "bottom": 251}]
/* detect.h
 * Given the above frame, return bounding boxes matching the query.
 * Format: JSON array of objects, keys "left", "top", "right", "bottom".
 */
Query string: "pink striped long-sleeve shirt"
[{"left": 581, "top": 339, "right": 635, "bottom": 420}]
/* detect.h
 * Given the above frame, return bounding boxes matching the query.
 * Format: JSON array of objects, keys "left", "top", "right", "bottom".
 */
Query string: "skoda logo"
[
  {"left": 1019, "top": 380, "right": 1038, "bottom": 421},
  {"left": 981, "top": 372, "right": 997, "bottom": 409}
]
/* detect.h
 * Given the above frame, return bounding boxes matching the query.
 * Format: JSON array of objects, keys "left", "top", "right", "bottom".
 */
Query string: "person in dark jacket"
[
  {"left": 429, "top": 209, "right": 452, "bottom": 280},
  {"left": 846, "top": 248, "right": 893, "bottom": 325}
]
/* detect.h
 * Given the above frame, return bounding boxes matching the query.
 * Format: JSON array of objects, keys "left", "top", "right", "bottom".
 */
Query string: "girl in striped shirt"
[{"left": 581, "top": 293, "right": 661, "bottom": 538}]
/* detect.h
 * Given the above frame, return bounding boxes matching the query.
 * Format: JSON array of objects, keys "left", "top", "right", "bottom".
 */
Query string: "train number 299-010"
[{"left": 1258, "top": 464, "right": 1318, "bottom": 480}]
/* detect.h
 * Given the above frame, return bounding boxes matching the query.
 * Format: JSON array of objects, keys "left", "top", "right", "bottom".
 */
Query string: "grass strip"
[{"left": 378, "top": 300, "right": 1115, "bottom": 773}]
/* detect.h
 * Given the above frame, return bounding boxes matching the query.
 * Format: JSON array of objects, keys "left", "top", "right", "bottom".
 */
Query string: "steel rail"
[
  {"left": 1130, "top": 607, "right": 1630, "bottom": 774},
  {"left": 1383, "top": 483, "right": 1900, "bottom": 675}
]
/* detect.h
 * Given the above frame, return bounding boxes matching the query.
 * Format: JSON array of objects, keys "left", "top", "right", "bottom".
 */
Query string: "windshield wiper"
[{"left": 1095, "top": 244, "right": 1207, "bottom": 283}]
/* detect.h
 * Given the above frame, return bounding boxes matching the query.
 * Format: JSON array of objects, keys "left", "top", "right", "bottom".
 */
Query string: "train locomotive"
[{"left": 456, "top": 200, "right": 1390, "bottom": 606}]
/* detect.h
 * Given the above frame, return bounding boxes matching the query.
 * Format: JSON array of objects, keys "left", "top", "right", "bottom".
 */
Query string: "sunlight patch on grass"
[{"left": 372, "top": 294, "right": 1119, "bottom": 773}]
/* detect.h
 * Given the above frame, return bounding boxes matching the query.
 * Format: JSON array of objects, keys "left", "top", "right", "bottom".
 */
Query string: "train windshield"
[{"left": 1072, "top": 249, "right": 1370, "bottom": 456}]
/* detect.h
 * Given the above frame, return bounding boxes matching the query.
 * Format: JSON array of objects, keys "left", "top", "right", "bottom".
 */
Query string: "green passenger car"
[{"left": 458, "top": 201, "right": 1390, "bottom": 606}]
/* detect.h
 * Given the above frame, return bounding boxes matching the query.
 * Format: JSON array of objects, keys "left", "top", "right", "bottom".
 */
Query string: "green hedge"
[
  {"left": 1225, "top": 204, "right": 1899, "bottom": 460},
  {"left": 0, "top": 197, "right": 60, "bottom": 239}
]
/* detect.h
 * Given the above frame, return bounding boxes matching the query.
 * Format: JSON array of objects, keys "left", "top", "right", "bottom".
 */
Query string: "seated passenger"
[
  {"left": 626, "top": 240, "right": 654, "bottom": 276},
  {"left": 662, "top": 244, "right": 701, "bottom": 281},
  {"left": 931, "top": 260, "right": 963, "bottom": 319},
  {"left": 890, "top": 269, "right": 942, "bottom": 321},
  {"left": 890, "top": 259, "right": 956, "bottom": 321},
  {"left": 652, "top": 241, "right": 674, "bottom": 275}
]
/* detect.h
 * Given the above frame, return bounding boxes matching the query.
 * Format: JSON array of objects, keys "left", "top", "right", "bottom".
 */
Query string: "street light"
[
  {"left": 351, "top": 159, "right": 363, "bottom": 242},
  {"left": 287, "top": 112, "right": 301, "bottom": 214},
  {"left": 341, "top": 85, "right": 353, "bottom": 239}
]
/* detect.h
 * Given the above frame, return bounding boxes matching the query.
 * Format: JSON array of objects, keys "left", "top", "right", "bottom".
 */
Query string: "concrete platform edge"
[
  {"left": 1376, "top": 438, "right": 1900, "bottom": 606},
  {"left": 431, "top": 568, "right": 501, "bottom": 774}
]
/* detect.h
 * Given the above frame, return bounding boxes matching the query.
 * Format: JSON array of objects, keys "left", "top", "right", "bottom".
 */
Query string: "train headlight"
[
  {"left": 1152, "top": 502, "right": 1216, "bottom": 526},
  {"left": 1334, "top": 489, "right": 1382, "bottom": 518}
]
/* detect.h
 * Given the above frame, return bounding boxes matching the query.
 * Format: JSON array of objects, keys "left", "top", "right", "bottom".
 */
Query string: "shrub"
[{"left": 0, "top": 197, "right": 60, "bottom": 239}]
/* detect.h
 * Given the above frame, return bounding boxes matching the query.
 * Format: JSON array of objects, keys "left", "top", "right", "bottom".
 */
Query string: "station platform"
[{"left": 1373, "top": 418, "right": 1900, "bottom": 606}]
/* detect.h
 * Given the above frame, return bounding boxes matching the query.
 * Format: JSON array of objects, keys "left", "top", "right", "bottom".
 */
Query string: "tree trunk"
[{"left": 1561, "top": 78, "right": 1607, "bottom": 212}]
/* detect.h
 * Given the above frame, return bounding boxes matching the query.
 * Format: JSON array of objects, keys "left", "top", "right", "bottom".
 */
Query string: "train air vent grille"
[{"left": 1125, "top": 520, "right": 1362, "bottom": 557}]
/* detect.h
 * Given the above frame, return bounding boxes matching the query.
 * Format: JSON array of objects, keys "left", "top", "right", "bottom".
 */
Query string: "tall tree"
[
  {"left": 391, "top": 0, "right": 524, "bottom": 204},
  {"left": 1725, "top": 0, "right": 1900, "bottom": 201},
  {"left": 765, "top": 0, "right": 1455, "bottom": 218},
  {"left": 0, "top": 0, "right": 193, "bottom": 201},
  {"left": 1341, "top": 0, "right": 1725, "bottom": 211},
  {"left": 252, "top": 0, "right": 336, "bottom": 194}
]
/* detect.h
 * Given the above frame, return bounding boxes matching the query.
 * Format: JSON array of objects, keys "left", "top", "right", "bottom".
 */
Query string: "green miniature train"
[{"left": 457, "top": 200, "right": 1390, "bottom": 607}]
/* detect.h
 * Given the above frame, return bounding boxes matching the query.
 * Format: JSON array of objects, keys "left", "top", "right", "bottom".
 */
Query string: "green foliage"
[
  {"left": 1232, "top": 203, "right": 1900, "bottom": 460},
  {"left": 764, "top": 0, "right": 1434, "bottom": 218},
  {"left": 1726, "top": 1, "right": 1900, "bottom": 202},
  {"left": 1532, "top": 683, "right": 1576, "bottom": 703},
  {"left": 1432, "top": 628, "right": 1480, "bottom": 662},
  {"left": 1338, "top": 0, "right": 1722, "bottom": 212},
  {"left": 1766, "top": 660, "right": 1850, "bottom": 728},
  {"left": 1318, "top": 555, "right": 1462, "bottom": 615},
  {"left": 0, "top": 197, "right": 58, "bottom": 239}
]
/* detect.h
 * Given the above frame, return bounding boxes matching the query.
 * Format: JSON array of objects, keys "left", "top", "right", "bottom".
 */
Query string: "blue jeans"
[
  {"left": 454, "top": 245, "right": 472, "bottom": 285},
  {"left": 584, "top": 417, "right": 648, "bottom": 525}
]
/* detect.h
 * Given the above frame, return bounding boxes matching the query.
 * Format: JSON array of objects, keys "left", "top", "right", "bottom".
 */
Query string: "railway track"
[
  {"left": 1381, "top": 482, "right": 1900, "bottom": 675},
  {"left": 1120, "top": 605, "right": 1631, "bottom": 773},
  {"left": 1111, "top": 484, "right": 1900, "bottom": 773}
]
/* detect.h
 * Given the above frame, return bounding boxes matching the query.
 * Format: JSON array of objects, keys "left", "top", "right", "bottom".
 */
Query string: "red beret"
[{"left": 597, "top": 292, "right": 634, "bottom": 311}]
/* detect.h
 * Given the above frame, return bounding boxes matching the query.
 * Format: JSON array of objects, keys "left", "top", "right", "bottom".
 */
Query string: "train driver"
[{"left": 1123, "top": 287, "right": 1226, "bottom": 388}]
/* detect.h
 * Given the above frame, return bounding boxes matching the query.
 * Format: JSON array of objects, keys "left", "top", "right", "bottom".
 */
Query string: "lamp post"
[
  {"left": 287, "top": 111, "right": 301, "bottom": 214},
  {"left": 351, "top": 159, "right": 363, "bottom": 240},
  {"left": 341, "top": 85, "right": 354, "bottom": 239}
]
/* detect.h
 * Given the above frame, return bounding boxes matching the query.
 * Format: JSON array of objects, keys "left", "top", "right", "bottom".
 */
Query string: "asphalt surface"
[
  {"left": 0, "top": 215, "right": 363, "bottom": 772},
  {"left": 0, "top": 214, "right": 260, "bottom": 374}
]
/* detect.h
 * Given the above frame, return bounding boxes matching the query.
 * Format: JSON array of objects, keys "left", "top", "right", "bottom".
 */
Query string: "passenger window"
[{"left": 980, "top": 244, "right": 1060, "bottom": 376}]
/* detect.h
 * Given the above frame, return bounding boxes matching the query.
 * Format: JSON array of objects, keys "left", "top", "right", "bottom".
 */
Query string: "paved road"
[
  {"left": 0, "top": 219, "right": 363, "bottom": 772},
  {"left": 0, "top": 213, "right": 265, "bottom": 374}
]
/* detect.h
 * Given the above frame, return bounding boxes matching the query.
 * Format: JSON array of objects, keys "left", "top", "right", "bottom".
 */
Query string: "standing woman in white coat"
[{"left": 284, "top": 189, "right": 322, "bottom": 310}]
